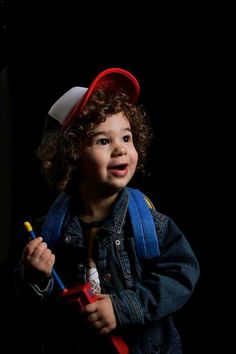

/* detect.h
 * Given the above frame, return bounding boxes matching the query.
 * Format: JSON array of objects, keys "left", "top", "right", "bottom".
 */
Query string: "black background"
[{"left": 1, "top": 2, "right": 231, "bottom": 353}]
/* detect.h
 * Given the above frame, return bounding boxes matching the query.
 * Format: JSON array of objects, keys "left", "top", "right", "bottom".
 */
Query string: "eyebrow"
[{"left": 90, "top": 127, "right": 132, "bottom": 138}]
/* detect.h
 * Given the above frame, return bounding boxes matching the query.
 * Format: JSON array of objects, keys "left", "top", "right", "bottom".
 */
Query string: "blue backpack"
[{"left": 41, "top": 187, "right": 160, "bottom": 261}]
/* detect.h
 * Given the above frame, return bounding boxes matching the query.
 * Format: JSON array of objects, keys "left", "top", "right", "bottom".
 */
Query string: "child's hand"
[
  {"left": 82, "top": 293, "right": 117, "bottom": 335},
  {"left": 22, "top": 237, "right": 55, "bottom": 280}
]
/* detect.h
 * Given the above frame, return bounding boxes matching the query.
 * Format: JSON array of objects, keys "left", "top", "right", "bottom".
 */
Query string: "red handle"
[
  {"left": 110, "top": 334, "right": 129, "bottom": 354},
  {"left": 61, "top": 285, "right": 129, "bottom": 354}
]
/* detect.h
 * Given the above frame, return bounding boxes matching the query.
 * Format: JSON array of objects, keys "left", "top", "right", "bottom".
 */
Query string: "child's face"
[{"left": 77, "top": 112, "right": 138, "bottom": 195}]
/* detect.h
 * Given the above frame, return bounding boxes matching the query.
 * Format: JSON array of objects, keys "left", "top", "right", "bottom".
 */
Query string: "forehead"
[{"left": 93, "top": 112, "right": 131, "bottom": 132}]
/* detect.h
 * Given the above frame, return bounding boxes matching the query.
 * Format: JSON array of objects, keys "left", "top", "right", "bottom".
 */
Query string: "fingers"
[
  {"left": 87, "top": 312, "right": 108, "bottom": 334},
  {"left": 24, "top": 240, "right": 49, "bottom": 264},
  {"left": 23, "top": 237, "right": 43, "bottom": 258},
  {"left": 88, "top": 318, "right": 114, "bottom": 335},
  {"left": 84, "top": 298, "right": 116, "bottom": 335},
  {"left": 22, "top": 237, "right": 55, "bottom": 276}
]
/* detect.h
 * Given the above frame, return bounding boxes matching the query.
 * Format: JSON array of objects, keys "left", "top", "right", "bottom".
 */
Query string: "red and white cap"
[{"left": 48, "top": 67, "right": 140, "bottom": 129}]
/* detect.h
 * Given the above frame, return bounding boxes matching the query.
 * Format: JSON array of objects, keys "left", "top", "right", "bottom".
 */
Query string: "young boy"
[{"left": 15, "top": 68, "right": 200, "bottom": 353}]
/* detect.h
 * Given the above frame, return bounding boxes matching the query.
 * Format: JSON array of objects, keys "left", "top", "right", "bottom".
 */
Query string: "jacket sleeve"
[
  {"left": 111, "top": 211, "right": 200, "bottom": 328},
  {"left": 13, "top": 216, "right": 54, "bottom": 300},
  {"left": 14, "top": 262, "right": 54, "bottom": 300}
]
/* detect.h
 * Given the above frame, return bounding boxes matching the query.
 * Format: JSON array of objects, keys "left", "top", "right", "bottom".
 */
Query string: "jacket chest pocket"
[
  {"left": 113, "top": 236, "right": 142, "bottom": 289},
  {"left": 97, "top": 233, "right": 143, "bottom": 291}
]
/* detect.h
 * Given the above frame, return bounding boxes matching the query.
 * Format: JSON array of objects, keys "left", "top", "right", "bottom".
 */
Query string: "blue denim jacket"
[{"left": 15, "top": 188, "right": 200, "bottom": 354}]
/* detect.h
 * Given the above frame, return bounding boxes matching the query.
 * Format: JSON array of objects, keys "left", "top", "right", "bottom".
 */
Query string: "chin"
[
  {"left": 103, "top": 182, "right": 126, "bottom": 195},
  {"left": 113, "top": 179, "right": 129, "bottom": 190}
]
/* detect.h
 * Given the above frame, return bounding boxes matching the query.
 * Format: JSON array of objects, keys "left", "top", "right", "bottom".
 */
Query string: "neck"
[{"left": 78, "top": 188, "right": 120, "bottom": 223}]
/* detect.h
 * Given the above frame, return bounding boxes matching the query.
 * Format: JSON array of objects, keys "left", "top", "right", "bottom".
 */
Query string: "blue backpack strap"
[
  {"left": 41, "top": 192, "right": 71, "bottom": 251},
  {"left": 41, "top": 188, "right": 160, "bottom": 261},
  {"left": 127, "top": 188, "right": 160, "bottom": 260}
]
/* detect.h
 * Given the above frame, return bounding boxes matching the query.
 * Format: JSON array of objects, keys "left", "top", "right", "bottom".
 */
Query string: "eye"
[
  {"left": 123, "top": 135, "right": 131, "bottom": 143},
  {"left": 96, "top": 138, "right": 110, "bottom": 145}
]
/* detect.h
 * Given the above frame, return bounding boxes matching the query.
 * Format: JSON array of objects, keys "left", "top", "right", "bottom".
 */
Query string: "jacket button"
[
  {"left": 102, "top": 273, "right": 112, "bottom": 281},
  {"left": 77, "top": 263, "right": 84, "bottom": 271},
  {"left": 65, "top": 235, "right": 71, "bottom": 242}
]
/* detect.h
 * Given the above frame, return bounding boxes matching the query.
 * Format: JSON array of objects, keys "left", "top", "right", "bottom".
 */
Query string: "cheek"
[
  {"left": 131, "top": 149, "right": 138, "bottom": 168},
  {"left": 80, "top": 153, "right": 107, "bottom": 173},
  {"left": 77, "top": 155, "right": 95, "bottom": 175}
]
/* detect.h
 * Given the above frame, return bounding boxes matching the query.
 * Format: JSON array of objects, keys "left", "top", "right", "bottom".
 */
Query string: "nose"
[{"left": 111, "top": 145, "right": 127, "bottom": 157}]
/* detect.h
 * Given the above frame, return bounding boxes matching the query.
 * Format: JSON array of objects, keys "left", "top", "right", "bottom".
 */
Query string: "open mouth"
[
  {"left": 109, "top": 163, "right": 128, "bottom": 170},
  {"left": 108, "top": 164, "right": 128, "bottom": 176}
]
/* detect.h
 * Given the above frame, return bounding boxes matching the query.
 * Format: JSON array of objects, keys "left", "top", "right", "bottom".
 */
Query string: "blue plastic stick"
[{"left": 23, "top": 221, "right": 65, "bottom": 291}]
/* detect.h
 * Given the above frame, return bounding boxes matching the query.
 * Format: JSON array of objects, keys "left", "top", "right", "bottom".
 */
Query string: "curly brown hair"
[{"left": 37, "top": 89, "right": 154, "bottom": 192}]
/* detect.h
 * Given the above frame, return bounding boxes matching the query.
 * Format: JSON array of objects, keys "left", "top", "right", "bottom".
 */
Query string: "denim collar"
[
  {"left": 101, "top": 187, "right": 129, "bottom": 234},
  {"left": 65, "top": 188, "right": 129, "bottom": 238}
]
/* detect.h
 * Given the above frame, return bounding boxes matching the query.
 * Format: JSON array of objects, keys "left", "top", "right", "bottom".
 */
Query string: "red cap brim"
[{"left": 62, "top": 68, "right": 140, "bottom": 129}]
